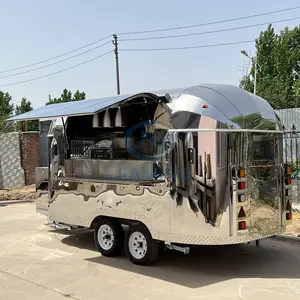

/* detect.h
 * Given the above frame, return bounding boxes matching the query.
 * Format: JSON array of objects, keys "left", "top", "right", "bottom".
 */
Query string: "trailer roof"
[{"left": 7, "top": 83, "right": 277, "bottom": 124}]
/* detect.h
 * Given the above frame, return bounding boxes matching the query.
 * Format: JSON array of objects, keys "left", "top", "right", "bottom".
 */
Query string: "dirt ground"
[
  {"left": 284, "top": 212, "right": 300, "bottom": 237},
  {"left": 0, "top": 184, "right": 36, "bottom": 201}
]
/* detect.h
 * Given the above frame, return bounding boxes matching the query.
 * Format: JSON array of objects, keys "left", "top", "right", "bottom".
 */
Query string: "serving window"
[{"left": 61, "top": 97, "right": 172, "bottom": 183}]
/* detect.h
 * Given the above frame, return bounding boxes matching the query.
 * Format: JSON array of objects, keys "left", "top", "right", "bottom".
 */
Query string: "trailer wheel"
[
  {"left": 94, "top": 218, "right": 124, "bottom": 257},
  {"left": 125, "top": 224, "right": 159, "bottom": 265}
]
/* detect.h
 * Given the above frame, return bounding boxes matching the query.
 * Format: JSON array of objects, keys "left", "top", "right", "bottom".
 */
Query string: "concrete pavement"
[{"left": 1, "top": 203, "right": 300, "bottom": 300}]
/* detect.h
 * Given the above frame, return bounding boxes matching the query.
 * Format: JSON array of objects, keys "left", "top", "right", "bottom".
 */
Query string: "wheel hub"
[
  {"left": 98, "top": 224, "right": 115, "bottom": 250},
  {"left": 129, "top": 231, "right": 147, "bottom": 259}
]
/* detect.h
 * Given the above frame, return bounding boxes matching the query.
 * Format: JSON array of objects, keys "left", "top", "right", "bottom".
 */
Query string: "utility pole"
[{"left": 113, "top": 34, "right": 120, "bottom": 95}]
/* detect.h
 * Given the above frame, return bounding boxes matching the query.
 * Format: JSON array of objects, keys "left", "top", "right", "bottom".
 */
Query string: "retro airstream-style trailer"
[{"left": 9, "top": 84, "right": 292, "bottom": 265}]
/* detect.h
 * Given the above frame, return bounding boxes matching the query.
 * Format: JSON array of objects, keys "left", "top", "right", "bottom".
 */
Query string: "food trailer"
[{"left": 9, "top": 83, "right": 292, "bottom": 265}]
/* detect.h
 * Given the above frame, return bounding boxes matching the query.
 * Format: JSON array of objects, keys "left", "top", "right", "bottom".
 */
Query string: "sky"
[{"left": 0, "top": 0, "right": 300, "bottom": 109}]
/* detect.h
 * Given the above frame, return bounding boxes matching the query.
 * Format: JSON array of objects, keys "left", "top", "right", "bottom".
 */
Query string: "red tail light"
[
  {"left": 238, "top": 181, "right": 246, "bottom": 190},
  {"left": 286, "top": 212, "right": 292, "bottom": 220},
  {"left": 286, "top": 177, "right": 292, "bottom": 185},
  {"left": 238, "top": 221, "right": 247, "bottom": 230}
]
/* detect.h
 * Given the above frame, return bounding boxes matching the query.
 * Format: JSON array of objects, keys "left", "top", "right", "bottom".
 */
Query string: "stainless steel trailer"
[{"left": 9, "top": 83, "right": 293, "bottom": 265}]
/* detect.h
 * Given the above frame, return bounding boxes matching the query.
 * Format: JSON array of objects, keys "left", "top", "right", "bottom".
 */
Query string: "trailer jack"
[{"left": 165, "top": 242, "right": 190, "bottom": 254}]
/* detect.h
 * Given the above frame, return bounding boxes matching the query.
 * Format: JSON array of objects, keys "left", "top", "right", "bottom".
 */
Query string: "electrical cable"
[
  {"left": 117, "top": 5, "right": 300, "bottom": 35},
  {"left": 0, "top": 35, "right": 112, "bottom": 74},
  {"left": 0, "top": 41, "right": 112, "bottom": 79},
  {"left": 119, "top": 16, "right": 300, "bottom": 41},
  {"left": 120, "top": 39, "right": 254, "bottom": 52},
  {"left": 0, "top": 50, "right": 113, "bottom": 87},
  {"left": 1, "top": 5, "right": 299, "bottom": 74}
]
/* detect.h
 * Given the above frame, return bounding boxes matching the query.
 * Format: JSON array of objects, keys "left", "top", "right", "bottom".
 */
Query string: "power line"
[
  {"left": 0, "top": 51, "right": 113, "bottom": 87},
  {"left": 1, "top": 6, "right": 299, "bottom": 76},
  {"left": 120, "top": 39, "right": 255, "bottom": 51},
  {"left": 117, "top": 6, "right": 300, "bottom": 35},
  {"left": 119, "top": 16, "right": 300, "bottom": 41},
  {"left": 0, "top": 41, "right": 112, "bottom": 79},
  {"left": 0, "top": 40, "right": 254, "bottom": 88},
  {"left": 0, "top": 35, "right": 112, "bottom": 74}
]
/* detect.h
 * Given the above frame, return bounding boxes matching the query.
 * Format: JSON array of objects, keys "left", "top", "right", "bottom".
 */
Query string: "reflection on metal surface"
[
  {"left": 232, "top": 133, "right": 282, "bottom": 235},
  {"left": 70, "top": 159, "right": 154, "bottom": 181},
  {"left": 35, "top": 167, "right": 48, "bottom": 188},
  {"left": 35, "top": 84, "right": 286, "bottom": 245},
  {"left": 170, "top": 84, "right": 279, "bottom": 131}
]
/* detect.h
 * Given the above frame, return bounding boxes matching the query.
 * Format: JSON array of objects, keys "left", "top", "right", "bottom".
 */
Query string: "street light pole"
[
  {"left": 241, "top": 50, "right": 258, "bottom": 95},
  {"left": 254, "top": 56, "right": 257, "bottom": 95}
]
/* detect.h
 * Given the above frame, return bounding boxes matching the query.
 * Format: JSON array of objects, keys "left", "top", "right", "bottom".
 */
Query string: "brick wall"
[{"left": 20, "top": 132, "right": 40, "bottom": 185}]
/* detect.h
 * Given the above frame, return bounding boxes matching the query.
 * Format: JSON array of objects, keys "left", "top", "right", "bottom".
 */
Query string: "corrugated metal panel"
[
  {"left": 276, "top": 108, "right": 300, "bottom": 165},
  {"left": 275, "top": 108, "right": 300, "bottom": 130}
]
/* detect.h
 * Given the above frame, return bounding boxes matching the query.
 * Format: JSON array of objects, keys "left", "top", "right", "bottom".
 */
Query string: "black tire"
[
  {"left": 124, "top": 223, "right": 160, "bottom": 265},
  {"left": 94, "top": 217, "right": 124, "bottom": 257}
]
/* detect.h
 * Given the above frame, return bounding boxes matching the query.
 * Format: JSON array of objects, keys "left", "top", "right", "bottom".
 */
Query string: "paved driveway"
[{"left": 1, "top": 203, "right": 300, "bottom": 300}]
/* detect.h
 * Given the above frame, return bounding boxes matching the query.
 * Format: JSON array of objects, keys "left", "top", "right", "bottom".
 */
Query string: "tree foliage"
[
  {"left": 15, "top": 97, "right": 38, "bottom": 131},
  {"left": 240, "top": 24, "right": 300, "bottom": 109},
  {"left": 46, "top": 88, "right": 86, "bottom": 105},
  {"left": 0, "top": 91, "right": 14, "bottom": 131},
  {"left": 0, "top": 91, "right": 14, "bottom": 116}
]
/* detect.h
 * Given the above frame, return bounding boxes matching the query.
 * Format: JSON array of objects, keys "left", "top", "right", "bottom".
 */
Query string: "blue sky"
[{"left": 1, "top": 0, "right": 300, "bottom": 108}]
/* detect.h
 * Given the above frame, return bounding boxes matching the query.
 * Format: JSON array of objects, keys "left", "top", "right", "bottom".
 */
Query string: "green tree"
[
  {"left": 15, "top": 97, "right": 38, "bottom": 131},
  {"left": 46, "top": 88, "right": 86, "bottom": 105},
  {"left": 73, "top": 90, "right": 86, "bottom": 101},
  {"left": 0, "top": 91, "right": 14, "bottom": 131},
  {"left": 240, "top": 24, "right": 300, "bottom": 109}
]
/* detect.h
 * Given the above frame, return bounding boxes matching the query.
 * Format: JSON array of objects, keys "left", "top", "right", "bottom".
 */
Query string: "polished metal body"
[{"left": 17, "top": 84, "right": 287, "bottom": 245}]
